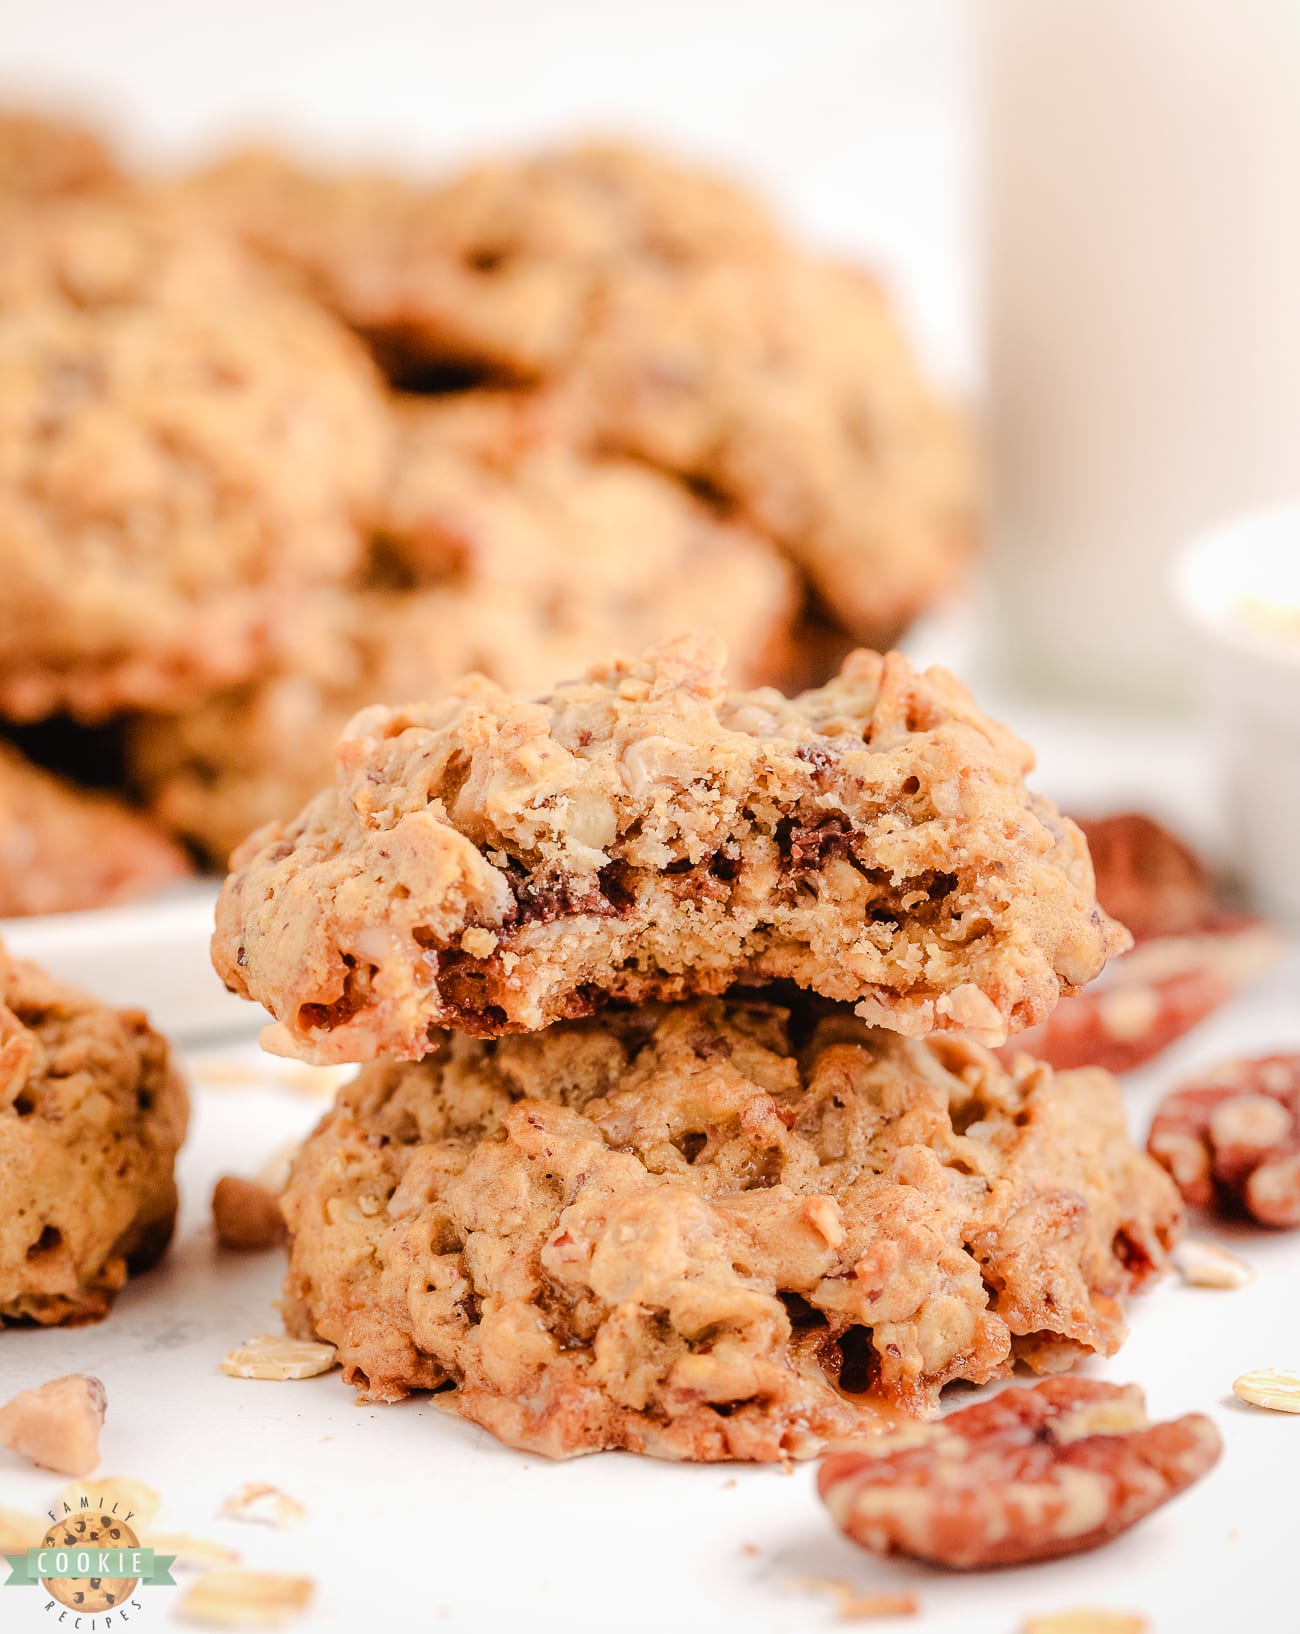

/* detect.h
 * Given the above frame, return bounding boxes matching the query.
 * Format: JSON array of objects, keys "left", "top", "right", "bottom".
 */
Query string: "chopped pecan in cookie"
[
  {"left": 281, "top": 994, "right": 1179, "bottom": 1461},
  {"left": 818, "top": 1378, "right": 1220, "bottom": 1568},
  {"left": 1149, "top": 1054, "right": 1300, "bottom": 1226},
  {"left": 214, "top": 636, "right": 1126, "bottom": 1063},
  {"left": 212, "top": 1177, "right": 286, "bottom": 1251}
]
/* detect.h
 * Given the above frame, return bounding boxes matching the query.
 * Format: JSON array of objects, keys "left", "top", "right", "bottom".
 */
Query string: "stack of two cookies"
[{"left": 213, "top": 636, "right": 1182, "bottom": 1462}]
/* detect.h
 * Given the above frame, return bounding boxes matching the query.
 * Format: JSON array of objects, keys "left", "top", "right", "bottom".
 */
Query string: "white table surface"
[{"left": 1, "top": 700, "right": 1297, "bottom": 1634}]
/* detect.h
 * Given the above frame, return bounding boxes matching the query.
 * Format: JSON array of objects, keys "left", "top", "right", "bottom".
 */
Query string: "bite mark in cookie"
[
  {"left": 281, "top": 995, "right": 1181, "bottom": 1461},
  {"left": 213, "top": 635, "right": 1127, "bottom": 1064}
]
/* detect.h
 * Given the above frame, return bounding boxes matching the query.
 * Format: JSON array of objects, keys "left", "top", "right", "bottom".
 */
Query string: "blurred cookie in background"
[
  {"left": 0, "top": 109, "right": 121, "bottom": 204},
  {"left": 128, "top": 391, "right": 798, "bottom": 864},
  {"left": 181, "top": 137, "right": 975, "bottom": 654},
  {"left": 177, "top": 140, "right": 782, "bottom": 382},
  {"left": 567, "top": 254, "right": 974, "bottom": 649},
  {"left": 0, "top": 738, "right": 192, "bottom": 918},
  {"left": 0, "top": 193, "right": 390, "bottom": 723}
]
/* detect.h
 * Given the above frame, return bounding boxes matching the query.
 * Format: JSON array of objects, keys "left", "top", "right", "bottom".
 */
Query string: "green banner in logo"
[{"left": 3, "top": 1547, "right": 177, "bottom": 1587}]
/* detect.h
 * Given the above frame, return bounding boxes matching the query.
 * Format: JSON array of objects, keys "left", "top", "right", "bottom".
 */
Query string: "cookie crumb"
[
  {"left": 58, "top": 1476, "right": 161, "bottom": 1529},
  {"left": 722, "top": 1477, "right": 737, "bottom": 1490},
  {"left": 739, "top": 1542, "right": 759, "bottom": 1558},
  {"left": 460, "top": 927, "right": 498, "bottom": 958},
  {"left": 0, "top": 1374, "right": 106, "bottom": 1475},
  {"left": 1233, "top": 1368, "right": 1300, "bottom": 1413},
  {"left": 177, "top": 1568, "right": 314, "bottom": 1627},
  {"left": 220, "top": 1482, "right": 305, "bottom": 1529},
  {"left": 213, "top": 1176, "right": 287, "bottom": 1251},
  {"left": 1022, "top": 1613, "right": 1149, "bottom": 1634},
  {"left": 220, "top": 1336, "right": 337, "bottom": 1381}
]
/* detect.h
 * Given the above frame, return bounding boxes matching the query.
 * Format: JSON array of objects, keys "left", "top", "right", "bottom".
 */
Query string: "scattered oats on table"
[{"left": 220, "top": 1336, "right": 338, "bottom": 1381}]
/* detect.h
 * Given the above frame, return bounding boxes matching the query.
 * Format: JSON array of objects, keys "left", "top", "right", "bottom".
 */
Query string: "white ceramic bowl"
[{"left": 1175, "top": 506, "right": 1300, "bottom": 920}]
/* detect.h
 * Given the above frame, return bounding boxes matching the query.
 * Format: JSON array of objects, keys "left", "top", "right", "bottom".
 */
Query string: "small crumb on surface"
[{"left": 0, "top": 1374, "right": 106, "bottom": 1475}]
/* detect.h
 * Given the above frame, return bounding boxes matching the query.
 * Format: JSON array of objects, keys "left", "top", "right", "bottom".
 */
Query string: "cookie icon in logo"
[{"left": 39, "top": 1511, "right": 140, "bottom": 1612}]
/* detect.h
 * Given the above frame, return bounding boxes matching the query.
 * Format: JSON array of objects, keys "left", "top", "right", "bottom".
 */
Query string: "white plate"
[{"left": 1, "top": 881, "right": 259, "bottom": 1045}]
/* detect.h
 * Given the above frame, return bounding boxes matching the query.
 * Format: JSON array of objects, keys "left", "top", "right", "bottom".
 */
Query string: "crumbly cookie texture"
[
  {"left": 130, "top": 394, "right": 795, "bottom": 863},
  {"left": 0, "top": 110, "right": 119, "bottom": 202},
  {"left": 183, "top": 139, "right": 973, "bottom": 647},
  {"left": 213, "top": 635, "right": 1126, "bottom": 1064},
  {"left": 0, "top": 740, "right": 192, "bottom": 917},
  {"left": 0, "top": 945, "right": 188, "bottom": 1324},
  {"left": 0, "top": 196, "right": 388, "bottom": 721},
  {"left": 281, "top": 995, "right": 1181, "bottom": 1461}
]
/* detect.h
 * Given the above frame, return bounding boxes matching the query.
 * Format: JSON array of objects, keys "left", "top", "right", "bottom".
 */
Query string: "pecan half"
[
  {"left": 1148, "top": 1054, "right": 1300, "bottom": 1226},
  {"left": 1004, "top": 813, "right": 1278, "bottom": 1074},
  {"left": 817, "top": 1378, "right": 1220, "bottom": 1569}
]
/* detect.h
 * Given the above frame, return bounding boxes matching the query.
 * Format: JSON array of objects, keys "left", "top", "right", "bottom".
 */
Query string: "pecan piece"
[
  {"left": 817, "top": 1378, "right": 1220, "bottom": 1569},
  {"left": 1148, "top": 1054, "right": 1300, "bottom": 1226},
  {"left": 1076, "top": 813, "right": 1240, "bottom": 942},
  {"left": 1004, "top": 812, "right": 1279, "bottom": 1074},
  {"left": 212, "top": 1176, "right": 287, "bottom": 1251}
]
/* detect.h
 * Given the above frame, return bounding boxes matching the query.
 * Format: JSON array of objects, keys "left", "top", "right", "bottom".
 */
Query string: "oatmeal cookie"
[
  {"left": 281, "top": 994, "right": 1180, "bottom": 1461},
  {"left": 184, "top": 140, "right": 972, "bottom": 646},
  {"left": 0, "top": 110, "right": 119, "bottom": 203},
  {"left": 0, "top": 196, "right": 388, "bottom": 721},
  {"left": 569, "top": 255, "right": 974, "bottom": 647},
  {"left": 0, "top": 739, "right": 191, "bottom": 917},
  {"left": 181, "top": 141, "right": 781, "bottom": 380},
  {"left": 213, "top": 635, "right": 1126, "bottom": 1064},
  {"left": 0, "top": 945, "right": 188, "bottom": 1324},
  {"left": 129, "top": 395, "right": 796, "bottom": 863}
]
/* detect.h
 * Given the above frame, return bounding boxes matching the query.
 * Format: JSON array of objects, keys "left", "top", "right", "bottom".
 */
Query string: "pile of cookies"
[
  {"left": 0, "top": 107, "right": 974, "bottom": 904},
  {"left": 213, "top": 634, "right": 1184, "bottom": 1461}
]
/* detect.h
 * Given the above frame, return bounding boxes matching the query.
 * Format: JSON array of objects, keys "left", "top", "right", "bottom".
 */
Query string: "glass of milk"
[{"left": 984, "top": 0, "right": 1300, "bottom": 706}]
